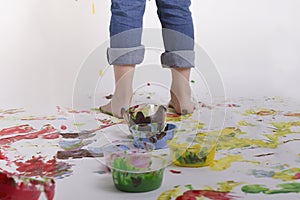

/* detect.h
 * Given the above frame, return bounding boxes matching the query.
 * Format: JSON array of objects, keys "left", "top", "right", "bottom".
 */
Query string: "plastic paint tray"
[
  {"left": 109, "top": 154, "right": 167, "bottom": 192},
  {"left": 167, "top": 134, "right": 216, "bottom": 167},
  {"left": 130, "top": 123, "right": 177, "bottom": 149}
]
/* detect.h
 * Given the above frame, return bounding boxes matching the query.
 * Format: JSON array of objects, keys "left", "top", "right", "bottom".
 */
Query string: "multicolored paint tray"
[
  {"left": 167, "top": 134, "right": 216, "bottom": 167},
  {"left": 130, "top": 123, "right": 177, "bottom": 149},
  {"left": 109, "top": 154, "right": 167, "bottom": 192}
]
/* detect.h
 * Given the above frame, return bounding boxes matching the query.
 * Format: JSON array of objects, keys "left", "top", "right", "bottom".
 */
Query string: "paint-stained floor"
[{"left": 1, "top": 96, "right": 300, "bottom": 200}]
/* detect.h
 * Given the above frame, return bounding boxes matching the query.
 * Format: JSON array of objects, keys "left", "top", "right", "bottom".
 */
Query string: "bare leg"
[
  {"left": 170, "top": 68, "right": 194, "bottom": 115},
  {"left": 100, "top": 65, "right": 135, "bottom": 118}
]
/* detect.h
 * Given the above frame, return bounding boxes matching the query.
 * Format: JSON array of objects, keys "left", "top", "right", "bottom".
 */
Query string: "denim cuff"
[
  {"left": 161, "top": 50, "right": 195, "bottom": 68},
  {"left": 107, "top": 45, "right": 145, "bottom": 65}
]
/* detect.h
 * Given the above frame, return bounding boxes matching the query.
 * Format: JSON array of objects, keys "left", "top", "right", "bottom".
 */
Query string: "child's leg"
[
  {"left": 156, "top": 0, "right": 195, "bottom": 114},
  {"left": 100, "top": 0, "right": 146, "bottom": 118},
  {"left": 170, "top": 68, "right": 194, "bottom": 115}
]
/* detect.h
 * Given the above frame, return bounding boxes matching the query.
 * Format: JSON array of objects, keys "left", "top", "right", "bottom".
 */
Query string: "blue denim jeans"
[{"left": 107, "top": 0, "right": 195, "bottom": 68}]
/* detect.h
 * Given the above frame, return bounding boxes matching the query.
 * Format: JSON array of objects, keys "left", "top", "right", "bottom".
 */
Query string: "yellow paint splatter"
[
  {"left": 241, "top": 160, "right": 261, "bottom": 165},
  {"left": 157, "top": 187, "right": 181, "bottom": 200},
  {"left": 92, "top": 3, "right": 95, "bottom": 14},
  {"left": 210, "top": 155, "right": 243, "bottom": 171},
  {"left": 210, "top": 127, "right": 278, "bottom": 150},
  {"left": 217, "top": 180, "right": 244, "bottom": 192},
  {"left": 73, "top": 123, "right": 86, "bottom": 127},
  {"left": 99, "top": 69, "right": 103, "bottom": 76},
  {"left": 272, "top": 168, "right": 300, "bottom": 181},
  {"left": 271, "top": 121, "right": 300, "bottom": 137},
  {"left": 244, "top": 108, "right": 276, "bottom": 116},
  {"left": 238, "top": 120, "right": 255, "bottom": 127},
  {"left": 166, "top": 112, "right": 192, "bottom": 122}
]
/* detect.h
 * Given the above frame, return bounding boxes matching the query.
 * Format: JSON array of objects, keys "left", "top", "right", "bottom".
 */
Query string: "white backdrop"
[{"left": 0, "top": 0, "right": 300, "bottom": 110}]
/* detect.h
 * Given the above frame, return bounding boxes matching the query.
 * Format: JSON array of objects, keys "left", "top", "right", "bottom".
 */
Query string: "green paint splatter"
[
  {"left": 191, "top": 80, "right": 195, "bottom": 83},
  {"left": 242, "top": 183, "right": 300, "bottom": 194},
  {"left": 185, "top": 184, "right": 193, "bottom": 190},
  {"left": 241, "top": 184, "right": 269, "bottom": 193}
]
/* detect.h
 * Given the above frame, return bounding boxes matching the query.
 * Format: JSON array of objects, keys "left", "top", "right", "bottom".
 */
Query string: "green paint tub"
[{"left": 109, "top": 154, "right": 167, "bottom": 192}]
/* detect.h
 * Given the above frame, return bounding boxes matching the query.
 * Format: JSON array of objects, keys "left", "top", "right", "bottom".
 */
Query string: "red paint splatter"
[
  {"left": 60, "top": 125, "right": 67, "bottom": 130},
  {"left": 147, "top": 82, "right": 151, "bottom": 86},
  {"left": 169, "top": 169, "right": 181, "bottom": 174},
  {"left": 97, "top": 119, "right": 114, "bottom": 125},
  {"left": 21, "top": 116, "right": 57, "bottom": 120},
  {"left": 0, "top": 124, "right": 58, "bottom": 145},
  {"left": 293, "top": 172, "right": 300, "bottom": 179},
  {"left": 42, "top": 132, "right": 60, "bottom": 139},
  {"left": 13, "top": 156, "right": 57, "bottom": 177},
  {"left": 0, "top": 124, "right": 34, "bottom": 136},
  {"left": 68, "top": 109, "right": 91, "bottom": 114},
  {"left": 176, "top": 190, "right": 237, "bottom": 200},
  {"left": 166, "top": 113, "right": 180, "bottom": 118},
  {"left": 0, "top": 151, "right": 7, "bottom": 160},
  {"left": 216, "top": 103, "right": 240, "bottom": 108}
]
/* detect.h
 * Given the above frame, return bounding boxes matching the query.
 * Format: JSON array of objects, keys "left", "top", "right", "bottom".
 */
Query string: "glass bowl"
[
  {"left": 121, "top": 104, "right": 166, "bottom": 133},
  {"left": 130, "top": 123, "right": 177, "bottom": 149}
]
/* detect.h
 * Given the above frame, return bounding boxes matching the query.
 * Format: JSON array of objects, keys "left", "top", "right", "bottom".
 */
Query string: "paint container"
[
  {"left": 109, "top": 154, "right": 167, "bottom": 192},
  {"left": 121, "top": 104, "right": 166, "bottom": 133},
  {"left": 167, "top": 134, "right": 216, "bottom": 167},
  {"left": 102, "top": 140, "right": 155, "bottom": 168},
  {"left": 130, "top": 123, "right": 177, "bottom": 149}
]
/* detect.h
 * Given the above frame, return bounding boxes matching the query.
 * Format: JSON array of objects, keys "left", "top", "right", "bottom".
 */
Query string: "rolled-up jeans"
[{"left": 107, "top": 0, "right": 195, "bottom": 68}]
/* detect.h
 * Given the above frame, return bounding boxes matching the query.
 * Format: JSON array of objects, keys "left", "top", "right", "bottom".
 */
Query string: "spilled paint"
[
  {"left": 242, "top": 182, "right": 300, "bottom": 194},
  {"left": 251, "top": 169, "right": 275, "bottom": 178},
  {"left": 237, "top": 120, "right": 255, "bottom": 127},
  {"left": 13, "top": 156, "right": 72, "bottom": 178},
  {"left": 198, "top": 127, "right": 278, "bottom": 150},
  {"left": 169, "top": 169, "right": 182, "bottom": 174},
  {"left": 210, "top": 155, "right": 243, "bottom": 171},
  {"left": 99, "top": 69, "right": 103, "bottom": 76},
  {"left": 158, "top": 184, "right": 239, "bottom": 200},
  {"left": 283, "top": 112, "right": 300, "bottom": 117},
  {"left": 0, "top": 108, "right": 24, "bottom": 114},
  {"left": 244, "top": 108, "right": 276, "bottom": 116},
  {"left": 217, "top": 181, "right": 244, "bottom": 192},
  {"left": 272, "top": 168, "right": 300, "bottom": 181},
  {"left": 58, "top": 139, "right": 95, "bottom": 151},
  {"left": 0, "top": 124, "right": 58, "bottom": 145},
  {"left": 0, "top": 124, "right": 35, "bottom": 136},
  {"left": 175, "top": 190, "right": 237, "bottom": 200},
  {"left": 92, "top": 2, "right": 95, "bottom": 14}
]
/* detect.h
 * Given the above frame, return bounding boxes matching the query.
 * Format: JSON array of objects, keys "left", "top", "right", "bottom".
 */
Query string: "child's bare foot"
[
  {"left": 99, "top": 65, "right": 135, "bottom": 118},
  {"left": 169, "top": 87, "right": 194, "bottom": 115},
  {"left": 99, "top": 94, "right": 131, "bottom": 118},
  {"left": 169, "top": 68, "right": 194, "bottom": 115}
]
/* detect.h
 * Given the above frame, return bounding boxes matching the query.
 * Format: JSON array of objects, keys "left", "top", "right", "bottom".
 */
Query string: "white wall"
[{"left": 0, "top": 0, "right": 300, "bottom": 110}]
